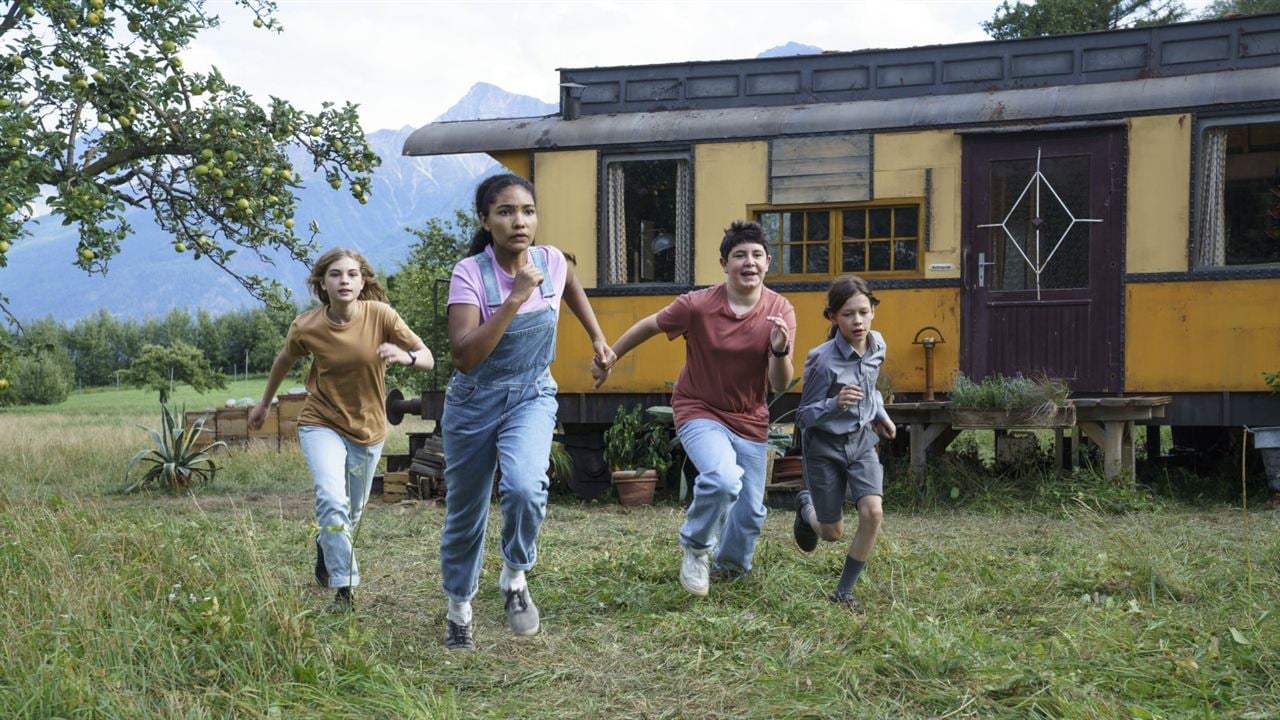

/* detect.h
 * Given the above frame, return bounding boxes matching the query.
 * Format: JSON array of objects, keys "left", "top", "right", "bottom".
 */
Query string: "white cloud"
[{"left": 187, "top": 0, "right": 1219, "bottom": 132}]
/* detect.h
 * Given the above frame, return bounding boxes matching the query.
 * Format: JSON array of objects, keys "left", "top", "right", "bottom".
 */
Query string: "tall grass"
[{"left": 1, "top": 411, "right": 1278, "bottom": 718}]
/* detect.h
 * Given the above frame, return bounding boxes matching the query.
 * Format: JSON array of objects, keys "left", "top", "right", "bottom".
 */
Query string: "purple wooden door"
[{"left": 961, "top": 129, "right": 1125, "bottom": 392}]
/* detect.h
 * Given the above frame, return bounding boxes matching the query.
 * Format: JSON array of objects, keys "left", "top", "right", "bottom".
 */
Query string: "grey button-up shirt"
[{"left": 796, "top": 330, "right": 890, "bottom": 434}]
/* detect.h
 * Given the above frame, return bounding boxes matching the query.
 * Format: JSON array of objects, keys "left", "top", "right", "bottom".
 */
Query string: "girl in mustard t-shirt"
[{"left": 250, "top": 248, "right": 432, "bottom": 612}]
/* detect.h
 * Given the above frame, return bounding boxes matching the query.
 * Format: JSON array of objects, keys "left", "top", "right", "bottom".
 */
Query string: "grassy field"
[{"left": 1, "top": 399, "right": 1278, "bottom": 718}]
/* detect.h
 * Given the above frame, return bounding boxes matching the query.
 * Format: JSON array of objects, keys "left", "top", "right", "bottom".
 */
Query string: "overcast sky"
[{"left": 188, "top": 0, "right": 1220, "bottom": 133}]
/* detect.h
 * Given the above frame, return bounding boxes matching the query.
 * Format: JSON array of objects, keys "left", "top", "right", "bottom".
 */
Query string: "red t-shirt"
[{"left": 656, "top": 284, "right": 796, "bottom": 441}]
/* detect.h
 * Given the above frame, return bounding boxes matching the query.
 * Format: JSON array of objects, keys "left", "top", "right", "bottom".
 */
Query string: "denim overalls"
[{"left": 439, "top": 247, "right": 559, "bottom": 603}]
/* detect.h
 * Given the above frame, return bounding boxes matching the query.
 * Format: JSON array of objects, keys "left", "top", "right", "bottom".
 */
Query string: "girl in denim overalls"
[{"left": 439, "top": 174, "right": 613, "bottom": 650}]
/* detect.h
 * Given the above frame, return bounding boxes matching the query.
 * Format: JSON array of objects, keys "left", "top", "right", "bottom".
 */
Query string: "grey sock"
[{"left": 835, "top": 555, "right": 866, "bottom": 595}]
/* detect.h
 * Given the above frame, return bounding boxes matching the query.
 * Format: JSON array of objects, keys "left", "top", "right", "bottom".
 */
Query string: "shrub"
[{"left": 10, "top": 351, "right": 72, "bottom": 405}]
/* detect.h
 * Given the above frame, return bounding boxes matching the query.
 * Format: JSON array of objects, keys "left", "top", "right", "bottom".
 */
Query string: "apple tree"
[{"left": 0, "top": 0, "right": 378, "bottom": 328}]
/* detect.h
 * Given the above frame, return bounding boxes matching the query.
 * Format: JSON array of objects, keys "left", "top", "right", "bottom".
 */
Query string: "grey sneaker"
[
  {"left": 679, "top": 547, "right": 710, "bottom": 596},
  {"left": 503, "top": 586, "right": 540, "bottom": 636},
  {"left": 827, "top": 590, "right": 861, "bottom": 611},
  {"left": 445, "top": 618, "right": 475, "bottom": 650}
]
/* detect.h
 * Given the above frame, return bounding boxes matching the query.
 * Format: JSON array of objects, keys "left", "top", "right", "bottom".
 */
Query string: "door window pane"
[{"left": 988, "top": 155, "right": 1091, "bottom": 291}]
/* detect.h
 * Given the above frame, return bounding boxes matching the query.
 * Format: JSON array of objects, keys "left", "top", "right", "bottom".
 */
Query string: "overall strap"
[
  {"left": 472, "top": 252, "right": 504, "bottom": 308},
  {"left": 530, "top": 246, "right": 554, "bottom": 300}
]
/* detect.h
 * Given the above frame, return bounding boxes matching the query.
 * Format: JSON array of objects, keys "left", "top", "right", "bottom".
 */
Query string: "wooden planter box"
[{"left": 950, "top": 404, "right": 1076, "bottom": 430}]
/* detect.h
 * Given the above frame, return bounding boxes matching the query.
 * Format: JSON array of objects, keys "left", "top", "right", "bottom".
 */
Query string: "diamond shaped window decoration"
[{"left": 977, "top": 149, "right": 1103, "bottom": 299}]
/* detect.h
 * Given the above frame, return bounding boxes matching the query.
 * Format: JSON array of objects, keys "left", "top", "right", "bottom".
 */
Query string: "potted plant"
[
  {"left": 602, "top": 404, "right": 672, "bottom": 506},
  {"left": 947, "top": 372, "right": 1074, "bottom": 429},
  {"left": 124, "top": 402, "right": 227, "bottom": 493}
]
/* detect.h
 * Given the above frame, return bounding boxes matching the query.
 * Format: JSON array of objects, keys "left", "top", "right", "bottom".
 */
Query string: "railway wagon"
[{"left": 400, "top": 14, "right": 1280, "bottom": 492}]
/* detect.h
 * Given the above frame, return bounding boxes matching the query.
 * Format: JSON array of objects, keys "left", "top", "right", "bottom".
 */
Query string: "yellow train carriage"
[{"left": 403, "top": 14, "right": 1280, "bottom": 487}]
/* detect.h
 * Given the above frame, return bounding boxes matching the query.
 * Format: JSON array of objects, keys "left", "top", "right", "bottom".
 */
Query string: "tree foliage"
[
  {"left": 122, "top": 339, "right": 226, "bottom": 402},
  {"left": 982, "top": 0, "right": 1189, "bottom": 39},
  {"left": 385, "top": 210, "right": 473, "bottom": 393},
  {"left": 0, "top": 0, "right": 378, "bottom": 326}
]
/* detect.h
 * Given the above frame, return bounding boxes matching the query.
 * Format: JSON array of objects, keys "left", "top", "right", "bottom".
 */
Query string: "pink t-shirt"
[
  {"left": 447, "top": 244, "right": 569, "bottom": 321},
  {"left": 656, "top": 284, "right": 796, "bottom": 442}
]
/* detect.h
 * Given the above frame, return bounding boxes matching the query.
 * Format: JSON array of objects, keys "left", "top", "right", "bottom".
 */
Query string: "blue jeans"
[
  {"left": 439, "top": 374, "right": 557, "bottom": 602},
  {"left": 676, "top": 418, "right": 769, "bottom": 573},
  {"left": 298, "top": 425, "right": 384, "bottom": 588}
]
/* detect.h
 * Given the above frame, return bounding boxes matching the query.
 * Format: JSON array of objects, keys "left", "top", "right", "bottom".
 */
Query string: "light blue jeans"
[
  {"left": 298, "top": 425, "right": 384, "bottom": 589},
  {"left": 439, "top": 373, "right": 557, "bottom": 602},
  {"left": 676, "top": 418, "right": 769, "bottom": 574}
]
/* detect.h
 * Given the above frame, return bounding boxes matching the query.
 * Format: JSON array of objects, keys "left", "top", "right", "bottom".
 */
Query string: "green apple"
[
  {"left": 200, "top": 148, "right": 213, "bottom": 160},
  {"left": 92, "top": 71, "right": 105, "bottom": 83},
  {"left": 2, "top": 203, "right": 14, "bottom": 214},
  {"left": 0, "top": 239, "right": 10, "bottom": 252},
  {"left": 174, "top": 242, "right": 187, "bottom": 252},
  {"left": 98, "top": 112, "right": 110, "bottom": 123},
  {"left": 284, "top": 218, "right": 295, "bottom": 229},
  {"left": 253, "top": 18, "right": 264, "bottom": 28},
  {"left": 7, "top": 137, "right": 20, "bottom": 148},
  {"left": 351, "top": 183, "right": 362, "bottom": 195},
  {"left": 128, "top": 21, "right": 140, "bottom": 32},
  {"left": 329, "top": 179, "right": 340, "bottom": 190},
  {"left": 309, "top": 127, "right": 321, "bottom": 137},
  {"left": 223, "top": 150, "right": 237, "bottom": 162},
  {"left": 194, "top": 164, "right": 209, "bottom": 176},
  {"left": 236, "top": 198, "right": 249, "bottom": 210},
  {"left": 0, "top": 379, "right": 9, "bottom": 391},
  {"left": 79, "top": 248, "right": 95, "bottom": 260},
  {"left": 210, "top": 167, "right": 223, "bottom": 179},
  {"left": 161, "top": 40, "right": 176, "bottom": 53},
  {"left": 87, "top": 12, "right": 101, "bottom": 26},
  {"left": 261, "top": 166, "right": 274, "bottom": 176}
]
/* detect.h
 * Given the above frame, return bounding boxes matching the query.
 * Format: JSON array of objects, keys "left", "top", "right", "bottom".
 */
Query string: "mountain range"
[
  {"left": 3, "top": 83, "right": 557, "bottom": 322},
  {"left": 6, "top": 44, "right": 821, "bottom": 323}
]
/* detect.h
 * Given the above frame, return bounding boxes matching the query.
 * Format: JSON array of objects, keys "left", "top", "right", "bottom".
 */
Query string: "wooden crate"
[
  {"left": 277, "top": 393, "right": 308, "bottom": 444},
  {"left": 248, "top": 404, "right": 279, "bottom": 451},
  {"left": 217, "top": 407, "right": 249, "bottom": 444},
  {"left": 382, "top": 470, "right": 412, "bottom": 503}
]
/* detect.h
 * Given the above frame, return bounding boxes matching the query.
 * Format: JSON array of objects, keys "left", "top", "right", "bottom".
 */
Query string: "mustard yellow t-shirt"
[{"left": 285, "top": 300, "right": 422, "bottom": 445}]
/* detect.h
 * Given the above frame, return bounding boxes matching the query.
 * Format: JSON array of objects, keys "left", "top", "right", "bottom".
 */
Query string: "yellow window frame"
[{"left": 751, "top": 199, "right": 925, "bottom": 280}]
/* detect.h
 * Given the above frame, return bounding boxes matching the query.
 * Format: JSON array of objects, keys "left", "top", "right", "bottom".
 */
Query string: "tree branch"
[{"left": 0, "top": 1, "right": 23, "bottom": 39}]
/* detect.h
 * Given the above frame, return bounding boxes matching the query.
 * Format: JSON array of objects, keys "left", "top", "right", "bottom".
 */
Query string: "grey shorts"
[{"left": 801, "top": 426, "right": 883, "bottom": 524}]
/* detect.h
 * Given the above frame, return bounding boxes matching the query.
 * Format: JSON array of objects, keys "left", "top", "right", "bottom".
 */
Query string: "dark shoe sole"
[
  {"left": 793, "top": 504, "right": 818, "bottom": 553},
  {"left": 314, "top": 536, "right": 329, "bottom": 588},
  {"left": 827, "top": 590, "right": 861, "bottom": 611}
]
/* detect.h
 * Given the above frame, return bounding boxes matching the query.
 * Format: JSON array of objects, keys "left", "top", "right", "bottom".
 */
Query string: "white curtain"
[
  {"left": 675, "top": 160, "right": 692, "bottom": 285},
  {"left": 606, "top": 163, "right": 627, "bottom": 285},
  {"left": 1195, "top": 127, "right": 1228, "bottom": 268}
]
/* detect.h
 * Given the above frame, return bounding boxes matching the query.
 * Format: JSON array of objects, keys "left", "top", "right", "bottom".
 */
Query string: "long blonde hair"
[{"left": 307, "top": 248, "right": 388, "bottom": 305}]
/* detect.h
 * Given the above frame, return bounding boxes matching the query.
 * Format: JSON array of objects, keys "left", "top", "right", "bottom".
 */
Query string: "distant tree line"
[{"left": 0, "top": 213, "right": 473, "bottom": 406}]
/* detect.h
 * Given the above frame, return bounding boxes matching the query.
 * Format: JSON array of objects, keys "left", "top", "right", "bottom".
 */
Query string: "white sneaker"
[{"left": 679, "top": 547, "right": 710, "bottom": 596}]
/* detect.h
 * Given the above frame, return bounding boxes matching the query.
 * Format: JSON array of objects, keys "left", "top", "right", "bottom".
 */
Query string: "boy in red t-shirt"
[{"left": 593, "top": 221, "right": 796, "bottom": 596}]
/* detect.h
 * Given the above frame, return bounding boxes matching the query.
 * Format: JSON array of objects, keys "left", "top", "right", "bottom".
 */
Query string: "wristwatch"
[
  {"left": 770, "top": 343, "right": 790, "bottom": 358},
  {"left": 406, "top": 350, "right": 417, "bottom": 367}
]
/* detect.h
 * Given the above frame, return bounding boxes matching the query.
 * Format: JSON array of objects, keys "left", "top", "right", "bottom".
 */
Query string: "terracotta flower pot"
[{"left": 612, "top": 469, "right": 658, "bottom": 506}]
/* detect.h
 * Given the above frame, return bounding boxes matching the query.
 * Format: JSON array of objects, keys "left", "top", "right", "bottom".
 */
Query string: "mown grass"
[{"left": 2, "top": 408, "right": 1278, "bottom": 718}]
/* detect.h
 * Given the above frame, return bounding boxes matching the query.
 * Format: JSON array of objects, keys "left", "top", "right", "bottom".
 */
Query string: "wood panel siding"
[{"left": 769, "top": 134, "right": 871, "bottom": 205}]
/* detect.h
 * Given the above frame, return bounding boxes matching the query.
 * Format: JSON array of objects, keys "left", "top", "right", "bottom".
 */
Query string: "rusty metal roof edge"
[{"left": 402, "top": 66, "right": 1280, "bottom": 157}]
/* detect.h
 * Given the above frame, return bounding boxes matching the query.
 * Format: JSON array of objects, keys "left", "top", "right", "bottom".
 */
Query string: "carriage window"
[
  {"left": 1195, "top": 119, "right": 1280, "bottom": 268},
  {"left": 602, "top": 154, "right": 692, "bottom": 285},
  {"left": 756, "top": 203, "right": 922, "bottom": 278}
]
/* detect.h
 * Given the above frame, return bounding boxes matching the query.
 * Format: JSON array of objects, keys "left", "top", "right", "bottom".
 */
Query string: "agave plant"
[{"left": 124, "top": 402, "right": 227, "bottom": 493}]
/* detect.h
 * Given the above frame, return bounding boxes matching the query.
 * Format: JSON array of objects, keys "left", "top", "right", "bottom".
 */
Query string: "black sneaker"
[
  {"left": 503, "top": 586, "right": 540, "bottom": 636},
  {"left": 329, "top": 587, "right": 352, "bottom": 613},
  {"left": 314, "top": 536, "right": 329, "bottom": 588},
  {"left": 445, "top": 618, "right": 476, "bottom": 650},
  {"left": 793, "top": 491, "right": 818, "bottom": 552},
  {"left": 827, "top": 590, "right": 861, "bottom": 611}
]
